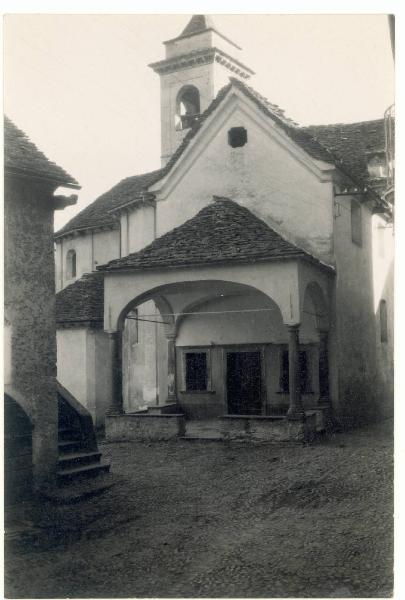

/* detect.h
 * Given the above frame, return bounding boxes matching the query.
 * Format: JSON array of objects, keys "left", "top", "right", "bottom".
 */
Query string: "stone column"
[
  {"left": 166, "top": 333, "right": 178, "bottom": 404},
  {"left": 318, "top": 329, "right": 331, "bottom": 406},
  {"left": 286, "top": 324, "right": 305, "bottom": 421},
  {"left": 106, "top": 331, "right": 124, "bottom": 415}
]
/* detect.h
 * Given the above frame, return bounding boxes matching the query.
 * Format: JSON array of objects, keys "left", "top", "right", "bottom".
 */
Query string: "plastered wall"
[
  {"left": 333, "top": 194, "right": 385, "bottom": 423},
  {"left": 57, "top": 327, "right": 113, "bottom": 428},
  {"left": 56, "top": 227, "right": 120, "bottom": 291},
  {"left": 155, "top": 102, "right": 334, "bottom": 262}
]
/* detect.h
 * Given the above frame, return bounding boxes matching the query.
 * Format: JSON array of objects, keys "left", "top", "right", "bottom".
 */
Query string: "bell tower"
[{"left": 149, "top": 15, "right": 254, "bottom": 166}]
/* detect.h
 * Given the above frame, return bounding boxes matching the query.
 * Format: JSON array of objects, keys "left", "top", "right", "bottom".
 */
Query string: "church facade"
[{"left": 55, "top": 15, "right": 394, "bottom": 436}]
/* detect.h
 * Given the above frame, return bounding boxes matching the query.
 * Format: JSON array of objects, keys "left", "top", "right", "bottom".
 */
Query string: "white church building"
[{"left": 55, "top": 15, "right": 394, "bottom": 440}]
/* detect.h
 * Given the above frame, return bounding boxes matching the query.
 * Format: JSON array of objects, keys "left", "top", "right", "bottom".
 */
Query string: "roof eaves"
[{"left": 5, "top": 165, "right": 81, "bottom": 190}]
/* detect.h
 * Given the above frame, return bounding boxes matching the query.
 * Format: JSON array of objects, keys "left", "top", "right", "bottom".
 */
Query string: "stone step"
[
  {"left": 58, "top": 451, "right": 102, "bottom": 471},
  {"left": 58, "top": 427, "right": 81, "bottom": 442},
  {"left": 46, "top": 472, "right": 116, "bottom": 504},
  {"left": 57, "top": 461, "right": 110, "bottom": 485},
  {"left": 58, "top": 440, "right": 83, "bottom": 454}
]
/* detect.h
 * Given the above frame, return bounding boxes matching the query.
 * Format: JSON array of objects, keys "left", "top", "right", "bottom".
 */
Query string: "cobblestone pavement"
[{"left": 5, "top": 420, "right": 393, "bottom": 598}]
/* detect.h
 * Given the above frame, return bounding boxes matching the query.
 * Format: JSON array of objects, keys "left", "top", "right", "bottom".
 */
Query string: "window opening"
[
  {"left": 175, "top": 86, "right": 200, "bottom": 131},
  {"left": 279, "top": 349, "right": 311, "bottom": 393},
  {"left": 228, "top": 126, "right": 248, "bottom": 148},
  {"left": 66, "top": 249, "right": 76, "bottom": 279},
  {"left": 185, "top": 352, "right": 207, "bottom": 391}
]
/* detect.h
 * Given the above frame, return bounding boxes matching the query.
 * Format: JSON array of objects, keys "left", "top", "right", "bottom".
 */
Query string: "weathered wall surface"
[
  {"left": 155, "top": 100, "right": 334, "bottom": 262},
  {"left": 4, "top": 175, "right": 59, "bottom": 491},
  {"left": 122, "top": 300, "right": 159, "bottom": 412},
  {"left": 56, "top": 327, "right": 112, "bottom": 428},
  {"left": 371, "top": 214, "right": 394, "bottom": 418},
  {"left": 333, "top": 194, "right": 383, "bottom": 423},
  {"left": 159, "top": 62, "right": 215, "bottom": 164},
  {"left": 56, "top": 228, "right": 120, "bottom": 291},
  {"left": 57, "top": 328, "right": 88, "bottom": 405}
]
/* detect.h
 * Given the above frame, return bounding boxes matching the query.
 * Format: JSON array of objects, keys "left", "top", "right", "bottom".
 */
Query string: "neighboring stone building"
[
  {"left": 4, "top": 117, "right": 80, "bottom": 499},
  {"left": 55, "top": 15, "right": 394, "bottom": 440}
]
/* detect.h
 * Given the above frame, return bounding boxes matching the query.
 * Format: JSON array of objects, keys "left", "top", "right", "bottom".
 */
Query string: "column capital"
[
  {"left": 166, "top": 332, "right": 177, "bottom": 341},
  {"left": 286, "top": 323, "right": 301, "bottom": 331},
  {"left": 107, "top": 331, "right": 120, "bottom": 340}
]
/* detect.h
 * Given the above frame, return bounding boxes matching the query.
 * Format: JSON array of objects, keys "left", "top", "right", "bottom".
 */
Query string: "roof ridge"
[{"left": 303, "top": 118, "right": 385, "bottom": 129}]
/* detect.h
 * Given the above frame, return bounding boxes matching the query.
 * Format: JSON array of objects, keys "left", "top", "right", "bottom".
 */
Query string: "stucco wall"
[
  {"left": 126, "top": 205, "right": 156, "bottom": 254},
  {"left": 159, "top": 62, "right": 215, "bottom": 164},
  {"left": 57, "top": 328, "right": 88, "bottom": 409},
  {"left": 371, "top": 214, "right": 394, "bottom": 418},
  {"left": 56, "top": 227, "right": 120, "bottom": 291},
  {"left": 57, "top": 327, "right": 113, "bottom": 428},
  {"left": 155, "top": 101, "right": 334, "bottom": 262},
  {"left": 4, "top": 175, "right": 59, "bottom": 490},
  {"left": 333, "top": 194, "right": 383, "bottom": 423},
  {"left": 122, "top": 300, "right": 159, "bottom": 412}
]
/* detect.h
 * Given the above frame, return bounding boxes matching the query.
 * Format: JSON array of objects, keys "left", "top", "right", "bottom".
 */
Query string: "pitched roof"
[
  {"left": 56, "top": 77, "right": 387, "bottom": 239},
  {"left": 303, "top": 119, "right": 387, "bottom": 192},
  {"left": 4, "top": 116, "right": 79, "bottom": 188},
  {"left": 56, "top": 272, "right": 104, "bottom": 326},
  {"left": 55, "top": 169, "right": 164, "bottom": 238},
  {"left": 99, "top": 197, "right": 328, "bottom": 273}
]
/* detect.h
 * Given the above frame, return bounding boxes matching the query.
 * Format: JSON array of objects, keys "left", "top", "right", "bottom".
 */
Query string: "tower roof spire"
[
  {"left": 164, "top": 14, "right": 241, "bottom": 50},
  {"left": 180, "top": 14, "right": 216, "bottom": 37}
]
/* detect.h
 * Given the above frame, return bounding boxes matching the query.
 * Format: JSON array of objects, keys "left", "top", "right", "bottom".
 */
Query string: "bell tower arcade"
[{"left": 149, "top": 15, "right": 254, "bottom": 166}]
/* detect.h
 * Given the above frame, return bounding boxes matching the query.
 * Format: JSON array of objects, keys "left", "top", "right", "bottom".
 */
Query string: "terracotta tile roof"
[
  {"left": 303, "top": 119, "right": 387, "bottom": 192},
  {"left": 4, "top": 116, "right": 79, "bottom": 188},
  {"left": 99, "top": 197, "right": 329, "bottom": 272},
  {"left": 56, "top": 78, "right": 387, "bottom": 238},
  {"left": 54, "top": 169, "right": 164, "bottom": 238},
  {"left": 56, "top": 272, "right": 104, "bottom": 326}
]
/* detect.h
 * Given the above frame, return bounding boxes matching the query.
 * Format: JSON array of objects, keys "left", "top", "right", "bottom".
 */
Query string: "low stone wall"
[
  {"left": 105, "top": 413, "right": 186, "bottom": 442},
  {"left": 220, "top": 412, "right": 317, "bottom": 443}
]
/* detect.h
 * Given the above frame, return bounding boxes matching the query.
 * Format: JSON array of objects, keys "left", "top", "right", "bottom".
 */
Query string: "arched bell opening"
[{"left": 175, "top": 85, "right": 201, "bottom": 131}]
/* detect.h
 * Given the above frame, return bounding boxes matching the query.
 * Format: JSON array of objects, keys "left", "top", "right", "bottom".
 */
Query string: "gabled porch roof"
[{"left": 98, "top": 198, "right": 334, "bottom": 273}]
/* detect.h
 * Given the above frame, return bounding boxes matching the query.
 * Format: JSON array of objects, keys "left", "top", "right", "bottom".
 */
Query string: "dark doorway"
[{"left": 226, "top": 351, "right": 262, "bottom": 415}]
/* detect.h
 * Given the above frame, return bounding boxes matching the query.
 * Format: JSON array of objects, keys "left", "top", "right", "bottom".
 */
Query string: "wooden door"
[{"left": 226, "top": 351, "right": 262, "bottom": 415}]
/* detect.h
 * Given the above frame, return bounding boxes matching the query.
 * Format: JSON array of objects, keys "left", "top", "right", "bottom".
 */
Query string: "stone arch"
[
  {"left": 175, "top": 85, "right": 200, "bottom": 130},
  {"left": 303, "top": 281, "right": 329, "bottom": 332}
]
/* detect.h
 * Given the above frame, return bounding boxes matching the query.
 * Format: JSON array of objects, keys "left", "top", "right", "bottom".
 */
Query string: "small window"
[
  {"left": 185, "top": 352, "right": 208, "bottom": 391},
  {"left": 175, "top": 85, "right": 200, "bottom": 131},
  {"left": 380, "top": 300, "right": 388, "bottom": 343},
  {"left": 228, "top": 127, "right": 248, "bottom": 148},
  {"left": 351, "top": 200, "right": 362, "bottom": 246},
  {"left": 66, "top": 249, "right": 76, "bottom": 279},
  {"left": 279, "top": 349, "right": 312, "bottom": 393}
]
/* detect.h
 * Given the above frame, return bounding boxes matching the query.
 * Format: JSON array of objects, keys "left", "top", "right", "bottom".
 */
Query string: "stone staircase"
[{"left": 57, "top": 382, "right": 110, "bottom": 487}]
